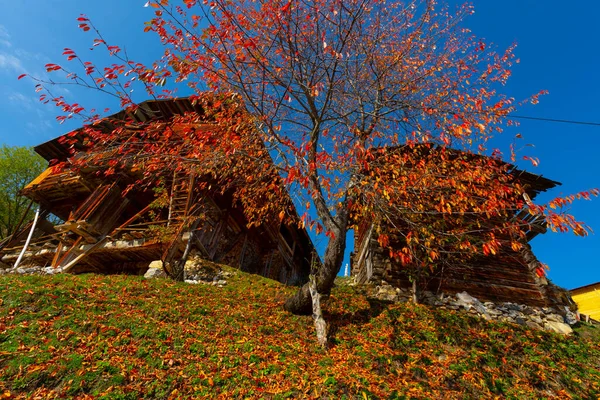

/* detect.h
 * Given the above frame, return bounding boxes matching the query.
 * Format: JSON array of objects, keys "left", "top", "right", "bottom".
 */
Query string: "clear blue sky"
[{"left": 0, "top": 1, "right": 598, "bottom": 289}]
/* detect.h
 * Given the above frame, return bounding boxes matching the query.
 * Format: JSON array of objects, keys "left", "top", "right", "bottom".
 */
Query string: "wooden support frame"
[
  {"left": 53, "top": 237, "right": 82, "bottom": 269},
  {"left": 50, "top": 242, "right": 64, "bottom": 269},
  {"left": 62, "top": 236, "right": 109, "bottom": 273}
]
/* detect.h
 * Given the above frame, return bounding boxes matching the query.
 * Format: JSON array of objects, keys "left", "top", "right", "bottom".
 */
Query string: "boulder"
[
  {"left": 525, "top": 320, "right": 543, "bottom": 330},
  {"left": 545, "top": 313, "right": 565, "bottom": 323},
  {"left": 454, "top": 291, "right": 491, "bottom": 320},
  {"left": 375, "top": 285, "right": 398, "bottom": 302},
  {"left": 563, "top": 307, "right": 578, "bottom": 325},
  {"left": 544, "top": 321, "right": 573, "bottom": 335},
  {"left": 529, "top": 315, "right": 544, "bottom": 325},
  {"left": 42, "top": 266, "right": 59, "bottom": 275},
  {"left": 144, "top": 261, "right": 167, "bottom": 279}
]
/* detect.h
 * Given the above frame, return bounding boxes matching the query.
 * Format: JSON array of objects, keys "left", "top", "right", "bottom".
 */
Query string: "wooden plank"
[
  {"left": 50, "top": 242, "right": 64, "bottom": 268},
  {"left": 62, "top": 236, "right": 109, "bottom": 273},
  {"left": 110, "top": 203, "right": 154, "bottom": 236},
  {"left": 21, "top": 167, "right": 54, "bottom": 192},
  {"left": 54, "top": 237, "right": 82, "bottom": 269}
]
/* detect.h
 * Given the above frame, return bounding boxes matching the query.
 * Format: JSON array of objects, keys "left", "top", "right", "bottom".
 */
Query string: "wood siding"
[{"left": 571, "top": 284, "right": 600, "bottom": 320}]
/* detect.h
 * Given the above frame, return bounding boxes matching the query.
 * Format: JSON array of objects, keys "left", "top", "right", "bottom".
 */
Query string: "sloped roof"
[
  {"left": 570, "top": 282, "right": 600, "bottom": 294},
  {"left": 35, "top": 98, "right": 206, "bottom": 162},
  {"left": 373, "top": 143, "right": 560, "bottom": 200}
]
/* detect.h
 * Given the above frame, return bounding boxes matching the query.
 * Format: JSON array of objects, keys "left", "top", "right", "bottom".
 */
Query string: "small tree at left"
[{"left": 0, "top": 145, "right": 46, "bottom": 240}]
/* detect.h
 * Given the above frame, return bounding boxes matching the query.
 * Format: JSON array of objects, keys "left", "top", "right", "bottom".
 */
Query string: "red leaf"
[
  {"left": 44, "top": 63, "right": 61, "bottom": 72},
  {"left": 522, "top": 155, "right": 539, "bottom": 167}
]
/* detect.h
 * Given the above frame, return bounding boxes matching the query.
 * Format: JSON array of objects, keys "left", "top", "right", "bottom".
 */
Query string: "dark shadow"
[{"left": 324, "top": 298, "right": 393, "bottom": 347}]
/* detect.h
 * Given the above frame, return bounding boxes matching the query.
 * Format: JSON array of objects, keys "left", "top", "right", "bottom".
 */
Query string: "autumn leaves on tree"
[{"left": 22, "top": 0, "right": 596, "bottom": 315}]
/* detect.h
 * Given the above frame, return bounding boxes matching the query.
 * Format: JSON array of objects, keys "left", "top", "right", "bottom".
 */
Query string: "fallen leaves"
[{"left": 0, "top": 272, "right": 598, "bottom": 398}]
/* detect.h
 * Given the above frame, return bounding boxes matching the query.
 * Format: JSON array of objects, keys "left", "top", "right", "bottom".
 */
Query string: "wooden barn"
[
  {"left": 351, "top": 145, "right": 565, "bottom": 307},
  {"left": 0, "top": 97, "right": 315, "bottom": 285}
]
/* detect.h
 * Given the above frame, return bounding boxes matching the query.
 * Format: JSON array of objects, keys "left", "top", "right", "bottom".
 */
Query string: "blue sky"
[{"left": 0, "top": 1, "right": 598, "bottom": 289}]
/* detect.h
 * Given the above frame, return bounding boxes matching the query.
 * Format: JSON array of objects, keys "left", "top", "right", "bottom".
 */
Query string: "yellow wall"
[{"left": 571, "top": 284, "right": 600, "bottom": 321}]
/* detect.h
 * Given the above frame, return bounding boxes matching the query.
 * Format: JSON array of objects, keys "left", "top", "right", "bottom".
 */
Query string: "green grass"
[{"left": 0, "top": 268, "right": 598, "bottom": 399}]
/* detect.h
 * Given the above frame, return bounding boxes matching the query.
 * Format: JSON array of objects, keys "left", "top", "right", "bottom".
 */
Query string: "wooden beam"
[
  {"left": 110, "top": 203, "right": 154, "bottom": 236},
  {"left": 50, "top": 242, "right": 64, "bottom": 269},
  {"left": 62, "top": 236, "right": 108, "bottom": 273},
  {"left": 54, "top": 237, "right": 82, "bottom": 269}
]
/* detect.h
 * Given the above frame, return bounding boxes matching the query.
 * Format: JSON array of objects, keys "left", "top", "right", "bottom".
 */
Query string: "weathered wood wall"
[{"left": 352, "top": 226, "right": 559, "bottom": 307}]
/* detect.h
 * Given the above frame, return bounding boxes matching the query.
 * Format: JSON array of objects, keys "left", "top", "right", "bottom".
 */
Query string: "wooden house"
[
  {"left": 0, "top": 97, "right": 315, "bottom": 285},
  {"left": 570, "top": 282, "right": 600, "bottom": 322},
  {"left": 351, "top": 144, "right": 566, "bottom": 307}
]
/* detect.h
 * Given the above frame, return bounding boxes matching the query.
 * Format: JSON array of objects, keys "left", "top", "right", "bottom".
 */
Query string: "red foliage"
[{"left": 23, "top": 0, "right": 597, "bottom": 309}]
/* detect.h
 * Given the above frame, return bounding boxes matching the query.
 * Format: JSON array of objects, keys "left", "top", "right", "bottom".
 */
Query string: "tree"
[
  {"left": 24, "top": 0, "right": 596, "bottom": 315},
  {"left": 0, "top": 146, "right": 46, "bottom": 240}
]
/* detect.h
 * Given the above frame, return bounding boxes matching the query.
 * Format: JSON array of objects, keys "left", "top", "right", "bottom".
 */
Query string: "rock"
[
  {"left": 374, "top": 285, "right": 398, "bottom": 302},
  {"left": 144, "top": 261, "right": 167, "bottom": 279},
  {"left": 529, "top": 315, "right": 543, "bottom": 325},
  {"left": 217, "top": 280, "right": 227, "bottom": 286},
  {"left": 544, "top": 321, "right": 573, "bottom": 335},
  {"left": 526, "top": 321, "right": 543, "bottom": 330},
  {"left": 455, "top": 291, "right": 491, "bottom": 320},
  {"left": 515, "top": 317, "right": 527, "bottom": 326},
  {"left": 183, "top": 256, "right": 223, "bottom": 282},
  {"left": 42, "top": 267, "right": 58, "bottom": 275},
  {"left": 522, "top": 307, "right": 536, "bottom": 315},
  {"left": 505, "top": 303, "right": 523, "bottom": 312},
  {"left": 545, "top": 314, "right": 565, "bottom": 323},
  {"left": 563, "top": 307, "right": 578, "bottom": 325}
]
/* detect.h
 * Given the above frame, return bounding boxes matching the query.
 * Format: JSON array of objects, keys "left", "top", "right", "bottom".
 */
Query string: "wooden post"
[
  {"left": 238, "top": 233, "right": 248, "bottom": 270},
  {"left": 50, "top": 242, "right": 64, "bottom": 269},
  {"left": 13, "top": 207, "right": 41, "bottom": 268}
]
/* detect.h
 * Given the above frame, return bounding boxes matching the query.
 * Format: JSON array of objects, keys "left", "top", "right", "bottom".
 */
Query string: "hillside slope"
[{"left": 0, "top": 266, "right": 599, "bottom": 399}]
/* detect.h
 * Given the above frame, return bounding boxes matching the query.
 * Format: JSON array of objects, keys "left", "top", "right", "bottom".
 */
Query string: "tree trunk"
[
  {"left": 169, "top": 219, "right": 201, "bottom": 281},
  {"left": 411, "top": 279, "right": 418, "bottom": 304},
  {"left": 308, "top": 274, "right": 328, "bottom": 348},
  {"left": 284, "top": 226, "right": 347, "bottom": 315}
]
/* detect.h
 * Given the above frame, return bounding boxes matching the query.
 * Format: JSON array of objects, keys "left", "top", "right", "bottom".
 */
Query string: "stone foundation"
[{"left": 370, "top": 282, "right": 577, "bottom": 335}]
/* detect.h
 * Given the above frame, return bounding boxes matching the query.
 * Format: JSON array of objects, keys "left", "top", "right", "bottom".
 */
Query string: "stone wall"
[{"left": 371, "top": 283, "right": 577, "bottom": 335}]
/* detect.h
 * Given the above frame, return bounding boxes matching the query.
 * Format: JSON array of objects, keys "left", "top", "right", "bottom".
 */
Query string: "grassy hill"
[{"left": 0, "top": 265, "right": 599, "bottom": 399}]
